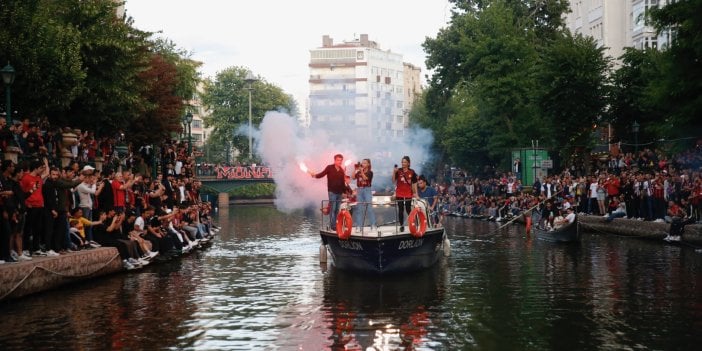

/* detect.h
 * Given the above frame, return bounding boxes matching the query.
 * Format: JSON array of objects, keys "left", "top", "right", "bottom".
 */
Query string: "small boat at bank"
[
  {"left": 534, "top": 216, "right": 580, "bottom": 243},
  {"left": 319, "top": 199, "right": 450, "bottom": 274}
]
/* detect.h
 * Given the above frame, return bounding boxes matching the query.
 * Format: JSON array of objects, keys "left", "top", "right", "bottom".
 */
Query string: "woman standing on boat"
[
  {"left": 393, "top": 156, "right": 418, "bottom": 232},
  {"left": 352, "top": 159, "right": 376, "bottom": 231}
]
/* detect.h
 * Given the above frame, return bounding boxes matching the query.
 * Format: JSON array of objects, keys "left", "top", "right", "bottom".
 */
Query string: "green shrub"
[{"left": 227, "top": 183, "right": 276, "bottom": 199}]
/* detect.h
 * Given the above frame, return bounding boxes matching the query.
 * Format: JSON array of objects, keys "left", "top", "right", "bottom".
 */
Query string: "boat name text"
[
  {"left": 398, "top": 239, "right": 423, "bottom": 250},
  {"left": 339, "top": 240, "right": 363, "bottom": 251}
]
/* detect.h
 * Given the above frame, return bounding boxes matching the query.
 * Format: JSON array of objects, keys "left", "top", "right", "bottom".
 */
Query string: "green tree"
[
  {"left": 151, "top": 38, "right": 202, "bottom": 101},
  {"left": 202, "top": 66, "right": 295, "bottom": 163},
  {"left": 649, "top": 0, "right": 702, "bottom": 138},
  {"left": 0, "top": 0, "right": 85, "bottom": 118},
  {"left": 423, "top": 0, "right": 548, "bottom": 168},
  {"left": 60, "top": 0, "right": 152, "bottom": 133},
  {"left": 608, "top": 48, "right": 662, "bottom": 144},
  {"left": 537, "top": 32, "right": 610, "bottom": 162},
  {"left": 0, "top": 0, "right": 200, "bottom": 146}
]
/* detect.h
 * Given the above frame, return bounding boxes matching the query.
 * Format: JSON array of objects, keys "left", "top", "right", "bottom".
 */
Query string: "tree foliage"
[
  {"left": 201, "top": 66, "right": 295, "bottom": 163},
  {"left": 0, "top": 0, "right": 201, "bottom": 148},
  {"left": 608, "top": 48, "right": 662, "bottom": 143},
  {"left": 0, "top": 0, "right": 85, "bottom": 117},
  {"left": 419, "top": 0, "right": 702, "bottom": 174},
  {"left": 649, "top": 0, "right": 702, "bottom": 138},
  {"left": 537, "top": 32, "right": 610, "bottom": 161},
  {"left": 420, "top": 0, "right": 607, "bottom": 171}
]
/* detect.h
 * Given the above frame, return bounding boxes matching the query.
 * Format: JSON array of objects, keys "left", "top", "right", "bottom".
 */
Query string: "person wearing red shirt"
[
  {"left": 112, "top": 171, "right": 138, "bottom": 213},
  {"left": 19, "top": 158, "right": 49, "bottom": 255},
  {"left": 603, "top": 174, "right": 620, "bottom": 205},
  {"left": 392, "top": 156, "right": 418, "bottom": 232}
]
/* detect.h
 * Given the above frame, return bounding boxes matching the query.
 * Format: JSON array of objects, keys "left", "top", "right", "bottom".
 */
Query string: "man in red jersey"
[{"left": 20, "top": 158, "right": 49, "bottom": 255}]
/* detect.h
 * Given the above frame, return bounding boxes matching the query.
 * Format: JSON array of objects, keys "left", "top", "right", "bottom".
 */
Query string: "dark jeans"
[
  {"left": 397, "top": 197, "right": 412, "bottom": 228},
  {"left": 604, "top": 211, "right": 626, "bottom": 222},
  {"left": 24, "top": 207, "right": 51, "bottom": 252},
  {"left": 669, "top": 217, "right": 695, "bottom": 236},
  {"left": 52, "top": 212, "right": 69, "bottom": 251},
  {"left": 0, "top": 212, "right": 10, "bottom": 259}
]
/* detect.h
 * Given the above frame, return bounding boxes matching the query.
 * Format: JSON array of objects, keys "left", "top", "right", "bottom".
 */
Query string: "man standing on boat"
[
  {"left": 309, "top": 154, "right": 347, "bottom": 226},
  {"left": 418, "top": 175, "right": 440, "bottom": 226},
  {"left": 393, "top": 156, "right": 418, "bottom": 232}
]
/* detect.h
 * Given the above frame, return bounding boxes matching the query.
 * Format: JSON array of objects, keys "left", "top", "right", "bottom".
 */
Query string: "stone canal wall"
[
  {"left": 0, "top": 248, "right": 123, "bottom": 301},
  {"left": 579, "top": 215, "right": 702, "bottom": 246}
]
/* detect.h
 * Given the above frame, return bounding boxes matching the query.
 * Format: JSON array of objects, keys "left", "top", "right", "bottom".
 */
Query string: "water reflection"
[
  {"left": 321, "top": 266, "right": 448, "bottom": 350},
  {"left": 0, "top": 258, "right": 205, "bottom": 350},
  {"left": 1, "top": 208, "right": 702, "bottom": 350}
]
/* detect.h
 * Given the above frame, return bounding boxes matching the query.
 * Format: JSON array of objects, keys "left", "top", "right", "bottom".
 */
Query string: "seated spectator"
[
  {"left": 604, "top": 196, "right": 627, "bottom": 222},
  {"left": 68, "top": 208, "right": 103, "bottom": 249}
]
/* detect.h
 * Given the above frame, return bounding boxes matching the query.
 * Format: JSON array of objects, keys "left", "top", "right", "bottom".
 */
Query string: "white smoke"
[{"left": 256, "top": 111, "right": 434, "bottom": 213}]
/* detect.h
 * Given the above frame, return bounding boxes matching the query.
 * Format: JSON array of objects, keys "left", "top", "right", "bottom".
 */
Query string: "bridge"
[{"left": 198, "top": 166, "right": 275, "bottom": 208}]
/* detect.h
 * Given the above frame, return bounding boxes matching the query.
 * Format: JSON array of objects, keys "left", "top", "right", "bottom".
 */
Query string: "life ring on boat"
[
  {"left": 408, "top": 207, "right": 427, "bottom": 238},
  {"left": 336, "top": 210, "right": 353, "bottom": 240}
]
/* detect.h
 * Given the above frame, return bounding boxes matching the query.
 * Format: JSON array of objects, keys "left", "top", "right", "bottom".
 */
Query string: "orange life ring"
[
  {"left": 336, "top": 210, "right": 353, "bottom": 240},
  {"left": 408, "top": 207, "right": 427, "bottom": 238}
]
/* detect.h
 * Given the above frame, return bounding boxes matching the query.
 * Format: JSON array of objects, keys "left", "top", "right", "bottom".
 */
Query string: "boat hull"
[
  {"left": 535, "top": 217, "right": 579, "bottom": 242},
  {"left": 320, "top": 228, "right": 446, "bottom": 274}
]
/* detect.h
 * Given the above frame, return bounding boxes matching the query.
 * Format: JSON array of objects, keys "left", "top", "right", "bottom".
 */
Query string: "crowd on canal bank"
[
  {"left": 0, "top": 116, "right": 219, "bottom": 269},
  {"left": 424, "top": 145, "right": 702, "bottom": 234}
]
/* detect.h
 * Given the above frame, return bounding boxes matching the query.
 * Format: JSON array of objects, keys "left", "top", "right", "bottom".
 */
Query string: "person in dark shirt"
[
  {"left": 92, "top": 210, "right": 146, "bottom": 269},
  {"left": 142, "top": 206, "right": 176, "bottom": 256},
  {"left": 309, "top": 154, "right": 347, "bottom": 225},
  {"left": 97, "top": 168, "right": 114, "bottom": 214},
  {"left": 42, "top": 166, "right": 81, "bottom": 253}
]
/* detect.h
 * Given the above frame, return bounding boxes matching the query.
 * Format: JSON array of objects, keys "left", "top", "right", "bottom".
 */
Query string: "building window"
[{"left": 192, "top": 120, "right": 202, "bottom": 129}]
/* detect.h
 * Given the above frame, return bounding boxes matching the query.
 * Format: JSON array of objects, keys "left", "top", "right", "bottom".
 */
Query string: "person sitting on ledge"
[
  {"left": 664, "top": 200, "right": 695, "bottom": 242},
  {"left": 604, "top": 195, "right": 627, "bottom": 222}
]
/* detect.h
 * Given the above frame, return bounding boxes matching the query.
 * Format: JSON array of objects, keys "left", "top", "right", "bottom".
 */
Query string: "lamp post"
[
  {"left": 183, "top": 111, "right": 193, "bottom": 155},
  {"left": 245, "top": 71, "right": 258, "bottom": 160},
  {"left": 1, "top": 63, "right": 16, "bottom": 121},
  {"left": 632, "top": 120, "right": 640, "bottom": 154}
]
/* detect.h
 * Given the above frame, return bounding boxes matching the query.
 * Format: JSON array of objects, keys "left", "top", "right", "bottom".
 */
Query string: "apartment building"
[
  {"left": 186, "top": 82, "right": 211, "bottom": 148},
  {"left": 308, "top": 34, "right": 420, "bottom": 143},
  {"left": 565, "top": 0, "right": 673, "bottom": 61}
]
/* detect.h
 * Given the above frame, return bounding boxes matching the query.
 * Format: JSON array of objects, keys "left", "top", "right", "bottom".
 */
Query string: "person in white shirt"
[
  {"left": 557, "top": 207, "right": 576, "bottom": 226},
  {"left": 588, "top": 177, "right": 599, "bottom": 214}
]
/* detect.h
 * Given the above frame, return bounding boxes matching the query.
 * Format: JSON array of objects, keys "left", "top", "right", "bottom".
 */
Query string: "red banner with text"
[{"left": 216, "top": 166, "right": 273, "bottom": 180}]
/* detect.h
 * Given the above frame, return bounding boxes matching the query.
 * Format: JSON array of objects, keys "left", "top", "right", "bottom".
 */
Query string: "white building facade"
[
  {"left": 309, "top": 34, "right": 418, "bottom": 143},
  {"left": 565, "top": 0, "right": 673, "bottom": 61}
]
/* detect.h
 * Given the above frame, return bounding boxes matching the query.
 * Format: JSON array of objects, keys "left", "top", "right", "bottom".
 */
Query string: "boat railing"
[{"left": 319, "top": 198, "right": 438, "bottom": 235}]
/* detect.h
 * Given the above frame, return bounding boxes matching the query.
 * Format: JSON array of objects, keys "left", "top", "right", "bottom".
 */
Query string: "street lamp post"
[
  {"left": 632, "top": 121, "right": 640, "bottom": 154},
  {"left": 245, "top": 71, "right": 258, "bottom": 160},
  {"left": 1, "top": 63, "right": 16, "bottom": 121},
  {"left": 183, "top": 111, "right": 193, "bottom": 155}
]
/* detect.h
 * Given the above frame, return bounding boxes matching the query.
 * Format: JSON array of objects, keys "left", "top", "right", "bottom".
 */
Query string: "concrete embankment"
[
  {"left": 578, "top": 215, "right": 702, "bottom": 246},
  {"left": 0, "top": 248, "right": 123, "bottom": 301}
]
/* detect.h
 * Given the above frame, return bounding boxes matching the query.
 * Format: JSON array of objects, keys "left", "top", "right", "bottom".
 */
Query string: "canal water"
[{"left": 1, "top": 205, "right": 701, "bottom": 350}]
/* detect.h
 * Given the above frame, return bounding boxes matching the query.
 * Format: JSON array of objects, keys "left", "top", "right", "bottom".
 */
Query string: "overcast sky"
[{"left": 125, "top": 0, "right": 452, "bottom": 109}]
